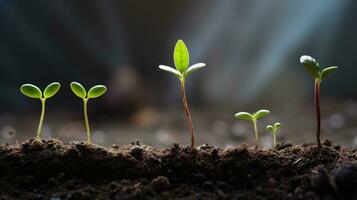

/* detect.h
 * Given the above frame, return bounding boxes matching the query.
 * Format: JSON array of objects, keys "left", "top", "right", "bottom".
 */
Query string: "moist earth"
[{"left": 0, "top": 139, "right": 356, "bottom": 200}]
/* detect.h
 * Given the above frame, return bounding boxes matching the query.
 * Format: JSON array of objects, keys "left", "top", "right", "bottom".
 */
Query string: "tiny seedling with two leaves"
[
  {"left": 70, "top": 82, "right": 107, "bottom": 144},
  {"left": 235, "top": 109, "right": 270, "bottom": 148},
  {"left": 300, "top": 55, "right": 338, "bottom": 148},
  {"left": 266, "top": 122, "right": 281, "bottom": 148},
  {"left": 158, "top": 39, "right": 206, "bottom": 148},
  {"left": 20, "top": 82, "right": 61, "bottom": 141}
]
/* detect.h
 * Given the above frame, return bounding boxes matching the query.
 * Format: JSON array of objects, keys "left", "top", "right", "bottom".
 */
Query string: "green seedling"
[
  {"left": 300, "top": 55, "right": 338, "bottom": 147},
  {"left": 235, "top": 109, "right": 270, "bottom": 147},
  {"left": 20, "top": 82, "right": 61, "bottom": 141},
  {"left": 158, "top": 39, "right": 206, "bottom": 148},
  {"left": 266, "top": 122, "right": 281, "bottom": 148},
  {"left": 70, "top": 82, "right": 107, "bottom": 144}
]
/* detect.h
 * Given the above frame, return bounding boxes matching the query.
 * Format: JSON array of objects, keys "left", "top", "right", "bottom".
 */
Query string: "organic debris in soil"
[{"left": 0, "top": 139, "right": 356, "bottom": 199}]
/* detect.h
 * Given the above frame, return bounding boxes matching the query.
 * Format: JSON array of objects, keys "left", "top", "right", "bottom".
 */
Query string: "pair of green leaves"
[
  {"left": 300, "top": 55, "right": 338, "bottom": 80},
  {"left": 20, "top": 82, "right": 107, "bottom": 100},
  {"left": 159, "top": 39, "right": 206, "bottom": 79},
  {"left": 266, "top": 122, "right": 281, "bottom": 132},
  {"left": 235, "top": 109, "right": 270, "bottom": 121},
  {"left": 70, "top": 82, "right": 107, "bottom": 100},
  {"left": 20, "top": 82, "right": 61, "bottom": 100}
]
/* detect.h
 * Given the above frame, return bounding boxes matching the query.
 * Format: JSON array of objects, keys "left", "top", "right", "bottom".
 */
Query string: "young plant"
[
  {"left": 20, "top": 82, "right": 61, "bottom": 141},
  {"left": 266, "top": 122, "right": 281, "bottom": 148},
  {"left": 70, "top": 82, "right": 107, "bottom": 144},
  {"left": 235, "top": 109, "right": 270, "bottom": 147},
  {"left": 300, "top": 55, "right": 338, "bottom": 147},
  {"left": 158, "top": 39, "right": 206, "bottom": 148}
]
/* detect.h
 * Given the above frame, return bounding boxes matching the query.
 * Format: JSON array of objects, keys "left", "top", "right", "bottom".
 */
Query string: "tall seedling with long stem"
[
  {"left": 20, "top": 82, "right": 61, "bottom": 141},
  {"left": 158, "top": 39, "right": 206, "bottom": 148},
  {"left": 70, "top": 82, "right": 107, "bottom": 144},
  {"left": 300, "top": 55, "right": 338, "bottom": 147}
]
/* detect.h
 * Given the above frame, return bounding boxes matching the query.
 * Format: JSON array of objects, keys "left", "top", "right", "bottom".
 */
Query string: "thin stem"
[
  {"left": 314, "top": 79, "right": 321, "bottom": 147},
  {"left": 36, "top": 98, "right": 46, "bottom": 141},
  {"left": 180, "top": 79, "right": 195, "bottom": 148},
  {"left": 253, "top": 119, "right": 258, "bottom": 148},
  {"left": 83, "top": 98, "right": 91, "bottom": 144},
  {"left": 273, "top": 130, "right": 277, "bottom": 148}
]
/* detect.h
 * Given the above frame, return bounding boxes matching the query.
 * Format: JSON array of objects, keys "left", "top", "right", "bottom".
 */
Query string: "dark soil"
[{"left": 0, "top": 139, "right": 356, "bottom": 200}]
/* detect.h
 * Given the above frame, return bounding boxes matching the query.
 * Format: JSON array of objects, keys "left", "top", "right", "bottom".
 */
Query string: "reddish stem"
[
  {"left": 314, "top": 79, "right": 321, "bottom": 148},
  {"left": 180, "top": 80, "right": 195, "bottom": 148}
]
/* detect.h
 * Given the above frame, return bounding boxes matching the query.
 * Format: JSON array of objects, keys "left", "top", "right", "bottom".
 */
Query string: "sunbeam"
[
  {"left": 0, "top": 1, "right": 73, "bottom": 72},
  {"left": 93, "top": 1, "right": 128, "bottom": 67},
  {"left": 241, "top": 0, "right": 348, "bottom": 101},
  {"left": 47, "top": 1, "right": 113, "bottom": 67},
  {"left": 180, "top": 0, "right": 349, "bottom": 104}
]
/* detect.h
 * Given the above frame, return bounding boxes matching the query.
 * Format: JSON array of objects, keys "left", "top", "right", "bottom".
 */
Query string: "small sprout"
[
  {"left": 158, "top": 39, "right": 206, "bottom": 148},
  {"left": 235, "top": 109, "right": 270, "bottom": 147},
  {"left": 266, "top": 122, "right": 281, "bottom": 148},
  {"left": 20, "top": 82, "right": 61, "bottom": 141},
  {"left": 300, "top": 55, "right": 338, "bottom": 147},
  {"left": 70, "top": 82, "right": 107, "bottom": 144}
]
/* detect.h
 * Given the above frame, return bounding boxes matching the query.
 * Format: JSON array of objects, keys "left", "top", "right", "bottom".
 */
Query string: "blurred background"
[{"left": 0, "top": 0, "right": 356, "bottom": 148}]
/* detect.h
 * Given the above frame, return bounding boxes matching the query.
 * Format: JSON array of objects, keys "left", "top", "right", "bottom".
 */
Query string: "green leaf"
[
  {"left": 253, "top": 109, "right": 270, "bottom": 119},
  {"left": 235, "top": 112, "right": 253, "bottom": 120},
  {"left": 70, "top": 82, "right": 86, "bottom": 99},
  {"left": 274, "top": 122, "right": 281, "bottom": 129},
  {"left": 173, "top": 39, "right": 189, "bottom": 73},
  {"left": 20, "top": 84, "right": 42, "bottom": 99},
  {"left": 88, "top": 85, "right": 107, "bottom": 99},
  {"left": 158, "top": 65, "right": 182, "bottom": 78},
  {"left": 184, "top": 63, "right": 206, "bottom": 77},
  {"left": 44, "top": 82, "right": 61, "bottom": 99},
  {"left": 300, "top": 55, "right": 320, "bottom": 79},
  {"left": 266, "top": 125, "right": 274, "bottom": 132},
  {"left": 320, "top": 66, "right": 338, "bottom": 80}
]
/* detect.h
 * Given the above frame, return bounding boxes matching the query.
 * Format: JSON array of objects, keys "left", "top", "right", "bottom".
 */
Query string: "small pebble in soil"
[
  {"left": 333, "top": 144, "right": 341, "bottom": 151},
  {"left": 172, "top": 142, "right": 180, "bottom": 149},
  {"left": 202, "top": 181, "right": 214, "bottom": 189},
  {"left": 211, "top": 148, "right": 219, "bottom": 158},
  {"left": 275, "top": 142, "right": 292, "bottom": 150},
  {"left": 151, "top": 176, "right": 170, "bottom": 192},
  {"left": 197, "top": 144, "right": 213, "bottom": 151},
  {"left": 48, "top": 178, "right": 56, "bottom": 187},
  {"left": 170, "top": 143, "right": 180, "bottom": 154},
  {"left": 130, "top": 140, "right": 141, "bottom": 146},
  {"left": 322, "top": 140, "right": 332, "bottom": 146},
  {"left": 130, "top": 146, "right": 144, "bottom": 159}
]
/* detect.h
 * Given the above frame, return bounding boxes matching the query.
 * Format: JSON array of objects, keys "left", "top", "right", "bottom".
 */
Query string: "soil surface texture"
[{"left": 0, "top": 139, "right": 356, "bottom": 200}]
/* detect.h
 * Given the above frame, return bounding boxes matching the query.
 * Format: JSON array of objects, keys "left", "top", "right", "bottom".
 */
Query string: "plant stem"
[
  {"left": 83, "top": 98, "right": 91, "bottom": 144},
  {"left": 273, "top": 130, "right": 277, "bottom": 148},
  {"left": 314, "top": 79, "right": 321, "bottom": 148},
  {"left": 36, "top": 98, "right": 46, "bottom": 141},
  {"left": 253, "top": 119, "right": 258, "bottom": 148},
  {"left": 180, "top": 79, "right": 195, "bottom": 148}
]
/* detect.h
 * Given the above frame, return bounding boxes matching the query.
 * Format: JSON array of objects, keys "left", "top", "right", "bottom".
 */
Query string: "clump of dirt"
[{"left": 0, "top": 139, "right": 356, "bottom": 199}]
